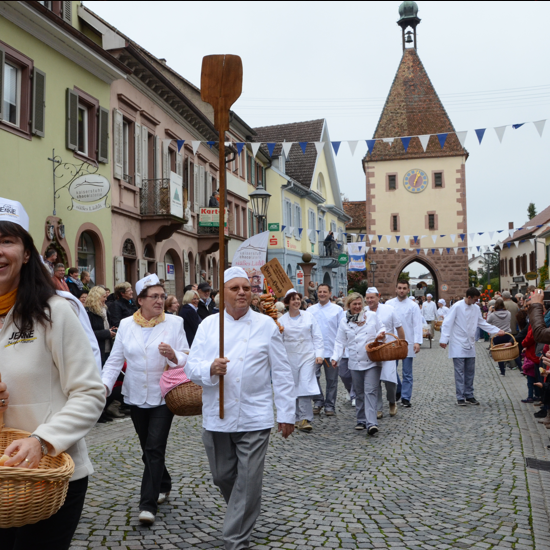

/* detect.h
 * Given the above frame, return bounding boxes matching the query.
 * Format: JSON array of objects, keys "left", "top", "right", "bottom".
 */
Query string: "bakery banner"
[
  {"left": 347, "top": 242, "right": 367, "bottom": 272},
  {"left": 232, "top": 231, "right": 269, "bottom": 295}
]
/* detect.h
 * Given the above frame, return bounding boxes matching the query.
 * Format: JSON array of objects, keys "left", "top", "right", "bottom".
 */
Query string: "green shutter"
[
  {"left": 66, "top": 88, "right": 78, "bottom": 151},
  {"left": 97, "top": 106, "right": 109, "bottom": 163},
  {"left": 31, "top": 68, "right": 46, "bottom": 137},
  {"left": 0, "top": 47, "right": 5, "bottom": 121}
]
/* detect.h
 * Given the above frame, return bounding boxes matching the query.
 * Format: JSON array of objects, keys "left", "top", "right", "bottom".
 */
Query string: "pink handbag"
[{"left": 160, "top": 367, "right": 190, "bottom": 399}]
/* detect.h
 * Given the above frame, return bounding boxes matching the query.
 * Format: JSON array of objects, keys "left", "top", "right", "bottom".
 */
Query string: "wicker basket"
[
  {"left": 165, "top": 381, "right": 203, "bottom": 416},
  {"left": 0, "top": 417, "right": 75, "bottom": 528},
  {"left": 366, "top": 333, "right": 408, "bottom": 362},
  {"left": 434, "top": 321, "right": 443, "bottom": 331},
  {"left": 490, "top": 333, "right": 519, "bottom": 362}
]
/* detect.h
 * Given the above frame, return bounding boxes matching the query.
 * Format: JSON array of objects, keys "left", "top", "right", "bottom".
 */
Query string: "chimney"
[
  {"left": 159, "top": 58, "right": 167, "bottom": 65},
  {"left": 508, "top": 222, "right": 514, "bottom": 230}
]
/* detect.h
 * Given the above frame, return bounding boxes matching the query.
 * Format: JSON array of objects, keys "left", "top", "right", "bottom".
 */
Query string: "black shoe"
[
  {"left": 535, "top": 409, "right": 547, "bottom": 418},
  {"left": 500, "top": 372, "right": 505, "bottom": 376},
  {"left": 355, "top": 423, "right": 366, "bottom": 430},
  {"left": 97, "top": 413, "right": 113, "bottom": 423},
  {"left": 466, "top": 398, "right": 480, "bottom": 406},
  {"left": 401, "top": 399, "right": 411, "bottom": 408},
  {"left": 395, "top": 393, "right": 401, "bottom": 402},
  {"left": 367, "top": 425, "right": 379, "bottom": 436},
  {"left": 457, "top": 400, "right": 467, "bottom": 407}
]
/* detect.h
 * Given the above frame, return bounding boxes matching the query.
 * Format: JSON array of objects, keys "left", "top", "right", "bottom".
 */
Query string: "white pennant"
[
  {"left": 382, "top": 138, "right": 394, "bottom": 145},
  {"left": 494, "top": 126, "right": 506, "bottom": 143},
  {"left": 314, "top": 142, "right": 324, "bottom": 156},
  {"left": 514, "top": 241, "right": 519, "bottom": 248},
  {"left": 534, "top": 120, "right": 546, "bottom": 137},
  {"left": 456, "top": 131, "right": 467, "bottom": 147},
  {"left": 403, "top": 235, "right": 410, "bottom": 244},
  {"left": 489, "top": 231, "right": 494, "bottom": 240},
  {"left": 423, "top": 249, "right": 428, "bottom": 255},
  {"left": 369, "top": 234, "right": 376, "bottom": 243},
  {"left": 288, "top": 227, "right": 294, "bottom": 234},
  {"left": 438, "top": 248, "right": 443, "bottom": 254},
  {"left": 282, "top": 142, "right": 293, "bottom": 158},
  {"left": 395, "top": 248, "right": 399, "bottom": 253},
  {"left": 431, "top": 235, "right": 437, "bottom": 244},
  {"left": 469, "top": 233, "right": 476, "bottom": 242},
  {"left": 508, "top": 229, "right": 515, "bottom": 238},
  {"left": 192, "top": 141, "right": 201, "bottom": 155},
  {"left": 385, "top": 235, "right": 392, "bottom": 244},
  {"left": 250, "top": 143, "right": 261, "bottom": 158},
  {"left": 163, "top": 138, "right": 173, "bottom": 152},
  {"left": 418, "top": 135, "right": 430, "bottom": 151},
  {"left": 453, "top": 248, "right": 458, "bottom": 254},
  {"left": 450, "top": 234, "right": 456, "bottom": 243},
  {"left": 348, "top": 140, "right": 359, "bottom": 156},
  {"left": 420, "top": 235, "right": 427, "bottom": 240},
  {"left": 364, "top": 247, "right": 370, "bottom": 254}
]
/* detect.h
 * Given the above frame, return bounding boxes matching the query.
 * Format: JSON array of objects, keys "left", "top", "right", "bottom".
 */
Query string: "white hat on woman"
[
  {"left": 0, "top": 198, "right": 29, "bottom": 231},
  {"left": 136, "top": 273, "right": 160, "bottom": 296}
]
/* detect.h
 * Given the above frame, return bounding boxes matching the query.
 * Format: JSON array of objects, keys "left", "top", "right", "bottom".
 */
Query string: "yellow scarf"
[
  {"left": 133, "top": 309, "right": 165, "bottom": 328},
  {"left": 0, "top": 288, "right": 17, "bottom": 316}
]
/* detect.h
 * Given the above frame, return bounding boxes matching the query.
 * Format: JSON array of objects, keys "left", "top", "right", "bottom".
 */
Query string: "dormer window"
[{"left": 278, "top": 152, "right": 285, "bottom": 174}]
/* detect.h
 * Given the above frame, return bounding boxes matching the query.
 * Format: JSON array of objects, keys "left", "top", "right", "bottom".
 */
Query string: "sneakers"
[
  {"left": 457, "top": 400, "right": 467, "bottom": 406},
  {"left": 355, "top": 422, "right": 366, "bottom": 430},
  {"left": 325, "top": 410, "right": 335, "bottom": 417},
  {"left": 521, "top": 398, "right": 535, "bottom": 403},
  {"left": 534, "top": 409, "right": 547, "bottom": 418},
  {"left": 466, "top": 398, "right": 480, "bottom": 406},
  {"left": 296, "top": 419, "right": 313, "bottom": 432},
  {"left": 401, "top": 399, "right": 411, "bottom": 408},
  {"left": 313, "top": 406, "right": 321, "bottom": 415},
  {"left": 377, "top": 411, "right": 383, "bottom": 419},
  {"left": 138, "top": 511, "right": 155, "bottom": 525},
  {"left": 157, "top": 492, "right": 170, "bottom": 505},
  {"left": 367, "top": 425, "right": 379, "bottom": 436},
  {"left": 389, "top": 403, "right": 398, "bottom": 417}
]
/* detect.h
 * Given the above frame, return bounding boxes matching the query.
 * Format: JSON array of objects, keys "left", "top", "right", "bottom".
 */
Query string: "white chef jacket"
[
  {"left": 331, "top": 312, "right": 385, "bottom": 371},
  {"left": 309, "top": 301, "right": 345, "bottom": 357},
  {"left": 279, "top": 310, "right": 323, "bottom": 396},
  {"left": 185, "top": 308, "right": 295, "bottom": 432},
  {"left": 366, "top": 303, "right": 402, "bottom": 383},
  {"left": 437, "top": 306, "right": 450, "bottom": 319},
  {"left": 440, "top": 300, "right": 500, "bottom": 358},
  {"left": 102, "top": 314, "right": 189, "bottom": 406},
  {"left": 386, "top": 296, "right": 423, "bottom": 357},
  {"left": 422, "top": 300, "right": 438, "bottom": 321}
]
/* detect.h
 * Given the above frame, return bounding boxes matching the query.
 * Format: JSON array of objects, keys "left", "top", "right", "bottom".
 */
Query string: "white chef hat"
[
  {"left": 224, "top": 266, "right": 249, "bottom": 283},
  {"left": 285, "top": 288, "right": 298, "bottom": 298},
  {"left": 136, "top": 273, "right": 161, "bottom": 296},
  {"left": 365, "top": 287, "right": 379, "bottom": 295},
  {"left": 438, "top": 299, "right": 446, "bottom": 305},
  {"left": 426, "top": 293, "right": 433, "bottom": 298},
  {"left": 0, "top": 198, "right": 29, "bottom": 231},
  {"left": 409, "top": 296, "right": 416, "bottom": 300}
]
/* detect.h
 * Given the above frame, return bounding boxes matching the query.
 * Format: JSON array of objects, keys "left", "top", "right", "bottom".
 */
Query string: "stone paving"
[{"left": 70, "top": 336, "right": 550, "bottom": 549}]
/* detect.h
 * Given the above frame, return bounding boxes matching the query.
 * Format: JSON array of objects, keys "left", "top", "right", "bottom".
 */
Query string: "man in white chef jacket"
[
  {"left": 309, "top": 283, "right": 345, "bottom": 416},
  {"left": 422, "top": 293, "right": 438, "bottom": 338},
  {"left": 440, "top": 287, "right": 504, "bottom": 406},
  {"left": 437, "top": 299, "right": 450, "bottom": 320},
  {"left": 185, "top": 267, "right": 295, "bottom": 550},
  {"left": 386, "top": 279, "right": 423, "bottom": 408},
  {"left": 365, "top": 287, "right": 405, "bottom": 418}
]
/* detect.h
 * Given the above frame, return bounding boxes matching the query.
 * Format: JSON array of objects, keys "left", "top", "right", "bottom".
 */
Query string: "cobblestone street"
[{"left": 70, "top": 338, "right": 550, "bottom": 550}]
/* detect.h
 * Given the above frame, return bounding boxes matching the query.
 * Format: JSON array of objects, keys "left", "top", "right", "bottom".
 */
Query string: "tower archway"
[{"left": 394, "top": 255, "right": 440, "bottom": 302}]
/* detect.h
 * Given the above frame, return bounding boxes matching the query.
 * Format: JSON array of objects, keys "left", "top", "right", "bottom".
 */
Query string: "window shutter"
[
  {"left": 162, "top": 141, "right": 169, "bottom": 180},
  {"left": 114, "top": 256, "right": 124, "bottom": 285},
  {"left": 157, "top": 262, "right": 165, "bottom": 279},
  {"left": 176, "top": 152, "right": 183, "bottom": 177},
  {"left": 141, "top": 125, "right": 148, "bottom": 182},
  {"left": 31, "top": 68, "right": 46, "bottom": 137},
  {"left": 134, "top": 123, "right": 142, "bottom": 188},
  {"left": 66, "top": 88, "right": 78, "bottom": 151},
  {"left": 62, "top": 1, "right": 72, "bottom": 23},
  {"left": 199, "top": 165, "right": 205, "bottom": 207},
  {"left": 154, "top": 136, "right": 161, "bottom": 180},
  {"left": 138, "top": 259, "right": 148, "bottom": 280},
  {"left": 0, "top": 47, "right": 4, "bottom": 120},
  {"left": 193, "top": 164, "right": 199, "bottom": 212},
  {"left": 113, "top": 108, "right": 123, "bottom": 179},
  {"left": 97, "top": 106, "right": 109, "bottom": 163},
  {"left": 251, "top": 158, "right": 255, "bottom": 186}
]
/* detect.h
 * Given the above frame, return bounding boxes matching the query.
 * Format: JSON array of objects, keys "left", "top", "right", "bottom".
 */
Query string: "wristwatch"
[{"left": 28, "top": 434, "right": 49, "bottom": 457}]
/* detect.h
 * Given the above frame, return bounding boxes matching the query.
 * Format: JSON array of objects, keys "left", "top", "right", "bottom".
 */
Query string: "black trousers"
[
  {"left": 130, "top": 405, "right": 174, "bottom": 514},
  {"left": 0, "top": 476, "right": 88, "bottom": 550}
]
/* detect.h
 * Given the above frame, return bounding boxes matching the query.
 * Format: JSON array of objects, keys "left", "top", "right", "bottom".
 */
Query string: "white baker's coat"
[
  {"left": 385, "top": 296, "right": 423, "bottom": 357},
  {"left": 102, "top": 314, "right": 189, "bottom": 406},
  {"left": 437, "top": 306, "right": 450, "bottom": 319},
  {"left": 309, "top": 301, "right": 345, "bottom": 357},
  {"left": 366, "top": 303, "right": 402, "bottom": 383},
  {"left": 279, "top": 310, "right": 323, "bottom": 397},
  {"left": 331, "top": 312, "right": 385, "bottom": 371},
  {"left": 422, "top": 300, "right": 438, "bottom": 321},
  {"left": 185, "top": 308, "right": 296, "bottom": 432},
  {"left": 440, "top": 299, "right": 500, "bottom": 358}
]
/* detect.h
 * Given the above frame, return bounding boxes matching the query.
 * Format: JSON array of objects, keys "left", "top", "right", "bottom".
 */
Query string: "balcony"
[
  {"left": 140, "top": 179, "right": 187, "bottom": 242},
  {"left": 318, "top": 243, "right": 343, "bottom": 268}
]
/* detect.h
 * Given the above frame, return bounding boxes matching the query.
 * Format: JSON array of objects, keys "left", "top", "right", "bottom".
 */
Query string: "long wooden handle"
[{"left": 218, "top": 134, "right": 225, "bottom": 419}]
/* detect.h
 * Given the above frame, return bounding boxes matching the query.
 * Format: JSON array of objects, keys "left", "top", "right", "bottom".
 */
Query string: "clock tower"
[{"left": 362, "top": 1, "right": 469, "bottom": 302}]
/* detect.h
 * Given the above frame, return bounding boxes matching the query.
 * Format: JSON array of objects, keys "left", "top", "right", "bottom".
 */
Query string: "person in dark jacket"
[
  {"left": 323, "top": 231, "right": 336, "bottom": 256},
  {"left": 528, "top": 290, "right": 550, "bottom": 344},
  {"left": 208, "top": 190, "right": 220, "bottom": 207},
  {"left": 109, "top": 282, "right": 138, "bottom": 327},
  {"left": 178, "top": 290, "right": 202, "bottom": 345},
  {"left": 197, "top": 281, "right": 214, "bottom": 320},
  {"left": 66, "top": 267, "right": 84, "bottom": 298}
]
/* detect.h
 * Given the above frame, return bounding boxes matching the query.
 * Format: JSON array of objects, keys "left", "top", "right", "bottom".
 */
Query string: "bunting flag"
[
  {"left": 314, "top": 142, "right": 324, "bottom": 156},
  {"left": 250, "top": 142, "right": 261, "bottom": 158},
  {"left": 494, "top": 126, "right": 506, "bottom": 143},
  {"left": 438, "top": 248, "right": 443, "bottom": 254},
  {"left": 437, "top": 133, "right": 448, "bottom": 148},
  {"left": 348, "top": 140, "right": 359, "bottom": 156},
  {"left": 331, "top": 142, "right": 341, "bottom": 155},
  {"left": 298, "top": 228, "right": 303, "bottom": 237},
  {"left": 512, "top": 123, "right": 525, "bottom": 130},
  {"left": 475, "top": 129, "right": 486, "bottom": 144},
  {"left": 177, "top": 139, "right": 185, "bottom": 152},
  {"left": 534, "top": 120, "right": 546, "bottom": 137},
  {"left": 377, "top": 235, "right": 383, "bottom": 242},
  {"left": 382, "top": 138, "right": 394, "bottom": 145},
  {"left": 447, "top": 248, "right": 451, "bottom": 254},
  {"left": 236, "top": 142, "right": 245, "bottom": 156},
  {"left": 282, "top": 142, "right": 293, "bottom": 158},
  {"left": 206, "top": 141, "right": 216, "bottom": 149},
  {"left": 385, "top": 235, "right": 392, "bottom": 244},
  {"left": 299, "top": 142, "right": 308, "bottom": 154},
  {"left": 401, "top": 136, "right": 412, "bottom": 152},
  {"left": 162, "top": 138, "right": 172, "bottom": 153},
  {"left": 431, "top": 235, "right": 437, "bottom": 244},
  {"left": 396, "top": 236, "right": 400, "bottom": 243},
  {"left": 450, "top": 235, "right": 456, "bottom": 243},
  {"left": 418, "top": 135, "right": 430, "bottom": 151},
  {"left": 267, "top": 143, "right": 276, "bottom": 157},
  {"left": 431, "top": 249, "right": 435, "bottom": 254},
  {"left": 366, "top": 139, "right": 376, "bottom": 153},
  {"left": 456, "top": 131, "right": 467, "bottom": 147},
  {"left": 192, "top": 140, "right": 201, "bottom": 155}
]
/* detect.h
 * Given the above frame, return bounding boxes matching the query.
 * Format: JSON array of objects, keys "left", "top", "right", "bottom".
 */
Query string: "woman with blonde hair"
[
  {"left": 178, "top": 289, "right": 202, "bottom": 345},
  {"left": 85, "top": 286, "right": 115, "bottom": 367},
  {"left": 164, "top": 295, "right": 180, "bottom": 314},
  {"left": 331, "top": 292, "right": 385, "bottom": 435}
]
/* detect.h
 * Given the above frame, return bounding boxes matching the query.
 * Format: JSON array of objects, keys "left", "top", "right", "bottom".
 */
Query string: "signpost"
[{"left": 261, "top": 258, "right": 294, "bottom": 298}]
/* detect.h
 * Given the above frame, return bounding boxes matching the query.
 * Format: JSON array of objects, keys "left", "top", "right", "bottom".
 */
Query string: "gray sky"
[{"left": 87, "top": 0, "right": 550, "bottom": 252}]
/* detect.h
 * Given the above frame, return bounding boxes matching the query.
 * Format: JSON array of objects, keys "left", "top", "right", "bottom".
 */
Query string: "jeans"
[
  {"left": 397, "top": 357, "right": 414, "bottom": 401},
  {"left": 338, "top": 358, "right": 356, "bottom": 399},
  {"left": 1, "top": 477, "right": 88, "bottom": 550},
  {"left": 130, "top": 405, "right": 174, "bottom": 514},
  {"left": 350, "top": 367, "right": 382, "bottom": 428},
  {"left": 453, "top": 357, "right": 476, "bottom": 400},
  {"left": 314, "top": 358, "right": 339, "bottom": 411}
]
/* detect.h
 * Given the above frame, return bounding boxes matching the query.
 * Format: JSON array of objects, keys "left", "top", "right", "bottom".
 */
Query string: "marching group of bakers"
[{"left": 1, "top": 197, "right": 548, "bottom": 550}]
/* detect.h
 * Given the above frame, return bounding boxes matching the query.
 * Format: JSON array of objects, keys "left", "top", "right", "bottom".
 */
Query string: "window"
[
  {"left": 388, "top": 175, "right": 396, "bottom": 190},
  {"left": 308, "top": 209, "right": 316, "bottom": 243},
  {"left": 283, "top": 199, "right": 292, "bottom": 236},
  {"left": 77, "top": 104, "right": 88, "bottom": 155},
  {"left": 516, "top": 256, "right": 521, "bottom": 275},
  {"left": 78, "top": 232, "right": 96, "bottom": 283},
  {"left": 428, "top": 214, "right": 435, "bottom": 230},
  {"left": 3, "top": 62, "right": 19, "bottom": 126},
  {"left": 393, "top": 215, "right": 398, "bottom": 231},
  {"left": 509, "top": 258, "right": 514, "bottom": 277},
  {"left": 434, "top": 172, "right": 443, "bottom": 187},
  {"left": 347, "top": 233, "right": 353, "bottom": 243}
]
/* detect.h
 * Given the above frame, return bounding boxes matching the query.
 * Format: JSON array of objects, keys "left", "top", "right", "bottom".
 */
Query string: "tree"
[
  {"left": 398, "top": 271, "right": 410, "bottom": 282},
  {"left": 528, "top": 202, "right": 537, "bottom": 220},
  {"left": 477, "top": 253, "right": 500, "bottom": 284},
  {"left": 469, "top": 268, "right": 479, "bottom": 288}
]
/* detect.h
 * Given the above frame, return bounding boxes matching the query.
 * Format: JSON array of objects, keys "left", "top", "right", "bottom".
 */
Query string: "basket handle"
[
  {"left": 490, "top": 332, "right": 517, "bottom": 347},
  {"left": 0, "top": 372, "right": 3, "bottom": 431}
]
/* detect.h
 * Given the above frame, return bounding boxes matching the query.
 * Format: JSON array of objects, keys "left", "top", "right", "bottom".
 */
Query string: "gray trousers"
[
  {"left": 377, "top": 381, "right": 397, "bottom": 412},
  {"left": 453, "top": 357, "right": 476, "bottom": 401},
  {"left": 350, "top": 367, "right": 382, "bottom": 428},
  {"left": 338, "top": 358, "right": 356, "bottom": 399},
  {"left": 202, "top": 429, "right": 271, "bottom": 550},
  {"left": 296, "top": 396, "right": 313, "bottom": 422},
  {"left": 313, "top": 358, "right": 339, "bottom": 412}
]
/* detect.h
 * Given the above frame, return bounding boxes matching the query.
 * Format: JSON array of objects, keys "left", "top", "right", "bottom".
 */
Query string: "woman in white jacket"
[
  {"left": 331, "top": 293, "right": 385, "bottom": 435},
  {"left": 279, "top": 289, "right": 324, "bottom": 432},
  {"left": 102, "top": 274, "right": 189, "bottom": 526}
]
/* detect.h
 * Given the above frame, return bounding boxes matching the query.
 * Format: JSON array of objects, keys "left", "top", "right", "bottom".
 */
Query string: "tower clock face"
[{"left": 403, "top": 169, "right": 428, "bottom": 194}]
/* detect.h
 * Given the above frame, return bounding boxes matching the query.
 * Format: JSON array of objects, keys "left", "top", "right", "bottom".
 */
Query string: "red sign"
[{"left": 269, "top": 236, "right": 278, "bottom": 246}]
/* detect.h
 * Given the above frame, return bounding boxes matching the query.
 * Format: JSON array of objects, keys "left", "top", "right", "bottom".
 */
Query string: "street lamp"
[
  {"left": 370, "top": 260, "right": 378, "bottom": 288},
  {"left": 249, "top": 182, "right": 271, "bottom": 233},
  {"left": 484, "top": 251, "right": 493, "bottom": 288}
]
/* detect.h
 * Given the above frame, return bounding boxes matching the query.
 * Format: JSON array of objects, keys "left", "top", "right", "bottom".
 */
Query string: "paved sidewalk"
[{"left": 69, "top": 338, "right": 550, "bottom": 549}]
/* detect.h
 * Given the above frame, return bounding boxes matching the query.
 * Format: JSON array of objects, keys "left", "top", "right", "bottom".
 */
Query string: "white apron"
[
  {"left": 381, "top": 360, "right": 397, "bottom": 384},
  {"left": 280, "top": 313, "right": 321, "bottom": 397}
]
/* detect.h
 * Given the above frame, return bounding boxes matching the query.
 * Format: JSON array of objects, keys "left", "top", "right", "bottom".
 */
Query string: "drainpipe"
[{"left": 281, "top": 179, "right": 296, "bottom": 283}]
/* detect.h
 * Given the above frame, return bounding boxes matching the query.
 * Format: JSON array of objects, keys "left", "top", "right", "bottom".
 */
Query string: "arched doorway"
[
  {"left": 397, "top": 258, "right": 439, "bottom": 302},
  {"left": 323, "top": 271, "right": 332, "bottom": 287},
  {"left": 75, "top": 224, "right": 105, "bottom": 285},
  {"left": 143, "top": 243, "right": 156, "bottom": 274}
]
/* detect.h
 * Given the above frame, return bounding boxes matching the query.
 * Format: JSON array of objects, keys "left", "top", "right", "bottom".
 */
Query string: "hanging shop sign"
[
  {"left": 170, "top": 172, "right": 184, "bottom": 219},
  {"left": 512, "top": 276, "right": 525, "bottom": 283},
  {"left": 69, "top": 175, "right": 110, "bottom": 213},
  {"left": 338, "top": 254, "right": 348, "bottom": 266},
  {"left": 261, "top": 258, "right": 293, "bottom": 298},
  {"left": 441, "top": 283, "right": 449, "bottom": 292},
  {"left": 268, "top": 223, "right": 280, "bottom": 232},
  {"left": 526, "top": 271, "right": 538, "bottom": 281},
  {"left": 166, "top": 263, "right": 175, "bottom": 281},
  {"left": 199, "top": 207, "right": 228, "bottom": 227},
  {"left": 296, "top": 269, "right": 304, "bottom": 286}
]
